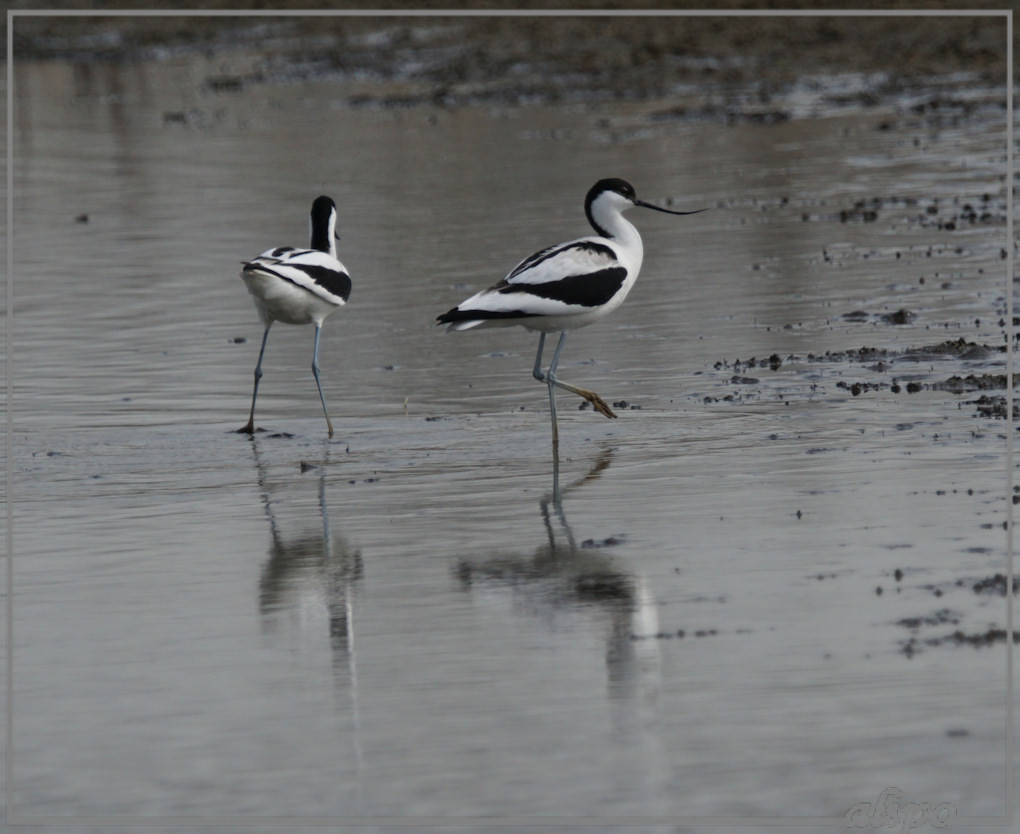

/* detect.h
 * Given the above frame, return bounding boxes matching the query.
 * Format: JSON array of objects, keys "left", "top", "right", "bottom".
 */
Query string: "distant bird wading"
[{"left": 238, "top": 195, "right": 352, "bottom": 438}]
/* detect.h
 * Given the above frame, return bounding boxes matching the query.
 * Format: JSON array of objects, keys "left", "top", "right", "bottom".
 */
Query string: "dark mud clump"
[
  {"left": 932, "top": 374, "right": 1008, "bottom": 393},
  {"left": 892, "top": 573, "right": 1019, "bottom": 657},
  {"left": 829, "top": 372, "right": 1013, "bottom": 408},
  {"left": 838, "top": 200, "right": 881, "bottom": 224},
  {"left": 897, "top": 609, "right": 961, "bottom": 631},
  {"left": 812, "top": 192, "right": 1008, "bottom": 232},
  {"left": 581, "top": 535, "right": 627, "bottom": 549},
  {"left": 880, "top": 309, "right": 917, "bottom": 326},
  {"left": 717, "top": 339, "right": 1012, "bottom": 417},
  {"left": 713, "top": 353, "right": 784, "bottom": 372},
  {"left": 631, "top": 627, "right": 720, "bottom": 641},
  {"left": 837, "top": 381, "right": 884, "bottom": 397},
  {"left": 900, "top": 629, "right": 1020, "bottom": 658},
  {"left": 970, "top": 394, "right": 1017, "bottom": 421},
  {"left": 971, "top": 573, "right": 1020, "bottom": 596},
  {"left": 803, "top": 338, "right": 1004, "bottom": 365}
]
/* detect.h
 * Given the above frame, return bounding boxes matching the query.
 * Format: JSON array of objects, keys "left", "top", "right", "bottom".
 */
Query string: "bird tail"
[{"left": 435, "top": 308, "right": 485, "bottom": 332}]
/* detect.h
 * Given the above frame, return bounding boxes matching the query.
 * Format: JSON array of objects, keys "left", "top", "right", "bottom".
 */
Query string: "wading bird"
[
  {"left": 238, "top": 195, "right": 352, "bottom": 439},
  {"left": 436, "top": 178, "right": 703, "bottom": 448}
]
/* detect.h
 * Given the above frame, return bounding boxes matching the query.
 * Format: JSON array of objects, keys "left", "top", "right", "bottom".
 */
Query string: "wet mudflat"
[{"left": 6, "top": 17, "right": 1014, "bottom": 833}]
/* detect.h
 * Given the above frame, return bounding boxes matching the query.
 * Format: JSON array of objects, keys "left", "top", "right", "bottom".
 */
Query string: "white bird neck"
[
  {"left": 594, "top": 209, "right": 643, "bottom": 268},
  {"left": 587, "top": 194, "right": 643, "bottom": 253}
]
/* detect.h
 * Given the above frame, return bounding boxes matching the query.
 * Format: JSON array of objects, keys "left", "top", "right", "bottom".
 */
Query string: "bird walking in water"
[
  {"left": 436, "top": 178, "right": 703, "bottom": 449},
  {"left": 238, "top": 195, "right": 352, "bottom": 439}
]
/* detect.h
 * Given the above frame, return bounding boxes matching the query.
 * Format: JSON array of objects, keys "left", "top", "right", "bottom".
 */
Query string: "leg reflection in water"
[
  {"left": 453, "top": 447, "right": 669, "bottom": 802},
  {"left": 247, "top": 438, "right": 365, "bottom": 787},
  {"left": 455, "top": 447, "right": 662, "bottom": 699}
]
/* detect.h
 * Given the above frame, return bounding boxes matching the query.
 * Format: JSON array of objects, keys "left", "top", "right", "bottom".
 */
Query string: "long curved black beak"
[{"left": 634, "top": 199, "right": 708, "bottom": 216}]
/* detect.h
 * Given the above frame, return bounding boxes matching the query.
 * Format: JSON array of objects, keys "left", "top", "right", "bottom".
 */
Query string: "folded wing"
[
  {"left": 437, "top": 239, "right": 626, "bottom": 329},
  {"left": 243, "top": 248, "right": 352, "bottom": 305}
]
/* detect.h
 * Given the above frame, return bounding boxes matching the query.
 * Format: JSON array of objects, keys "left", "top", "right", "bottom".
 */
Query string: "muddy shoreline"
[{"left": 12, "top": 12, "right": 1011, "bottom": 111}]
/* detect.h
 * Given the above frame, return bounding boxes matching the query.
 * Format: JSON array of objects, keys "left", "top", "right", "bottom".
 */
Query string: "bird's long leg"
[
  {"left": 531, "top": 331, "right": 547, "bottom": 382},
  {"left": 531, "top": 331, "right": 562, "bottom": 460},
  {"left": 529, "top": 331, "right": 559, "bottom": 455},
  {"left": 239, "top": 325, "right": 271, "bottom": 434},
  {"left": 547, "top": 360, "right": 559, "bottom": 453},
  {"left": 545, "top": 331, "right": 618, "bottom": 420},
  {"left": 311, "top": 323, "right": 335, "bottom": 439},
  {"left": 545, "top": 333, "right": 565, "bottom": 446}
]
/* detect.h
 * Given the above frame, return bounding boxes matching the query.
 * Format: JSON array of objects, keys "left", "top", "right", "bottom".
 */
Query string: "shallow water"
[{"left": 7, "top": 48, "right": 1014, "bottom": 829}]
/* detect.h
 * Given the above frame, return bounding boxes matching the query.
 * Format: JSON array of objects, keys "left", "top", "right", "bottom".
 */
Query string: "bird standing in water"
[
  {"left": 238, "top": 195, "right": 352, "bottom": 439},
  {"left": 437, "top": 178, "right": 703, "bottom": 448}
]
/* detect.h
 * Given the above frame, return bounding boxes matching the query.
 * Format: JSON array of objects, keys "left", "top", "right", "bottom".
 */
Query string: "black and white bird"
[
  {"left": 436, "top": 178, "right": 703, "bottom": 446},
  {"left": 238, "top": 195, "right": 352, "bottom": 439}
]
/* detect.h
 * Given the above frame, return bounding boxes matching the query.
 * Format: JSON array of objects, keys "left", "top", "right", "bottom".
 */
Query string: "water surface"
[{"left": 8, "top": 48, "right": 1013, "bottom": 829}]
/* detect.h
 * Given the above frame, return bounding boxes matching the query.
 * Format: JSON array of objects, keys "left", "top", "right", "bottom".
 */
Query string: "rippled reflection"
[
  {"left": 455, "top": 448, "right": 662, "bottom": 707},
  {"left": 251, "top": 442, "right": 363, "bottom": 648},
  {"left": 248, "top": 438, "right": 365, "bottom": 777}
]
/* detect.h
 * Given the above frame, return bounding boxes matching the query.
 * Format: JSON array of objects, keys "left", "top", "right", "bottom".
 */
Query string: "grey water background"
[{"left": 6, "top": 23, "right": 1015, "bottom": 833}]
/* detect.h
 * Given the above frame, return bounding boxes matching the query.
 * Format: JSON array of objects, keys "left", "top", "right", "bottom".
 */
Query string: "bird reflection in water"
[
  {"left": 251, "top": 442, "right": 363, "bottom": 655},
  {"left": 248, "top": 438, "right": 364, "bottom": 776},
  {"left": 454, "top": 448, "right": 662, "bottom": 706}
]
